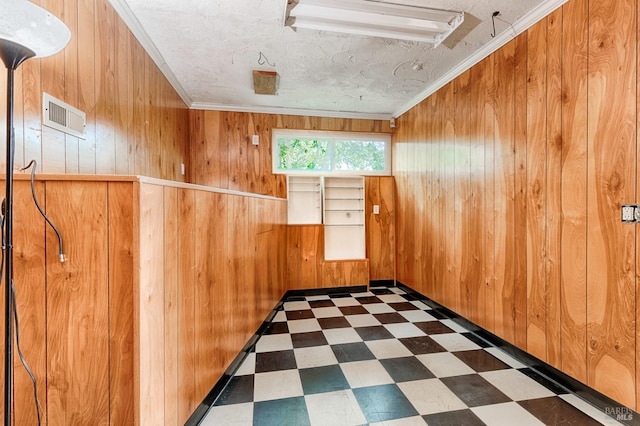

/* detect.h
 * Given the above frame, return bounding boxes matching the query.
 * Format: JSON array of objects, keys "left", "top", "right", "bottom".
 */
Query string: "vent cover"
[{"left": 42, "top": 92, "right": 86, "bottom": 139}]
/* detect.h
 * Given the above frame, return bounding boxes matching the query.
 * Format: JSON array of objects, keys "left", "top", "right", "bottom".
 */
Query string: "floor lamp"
[{"left": 0, "top": 2, "right": 69, "bottom": 424}]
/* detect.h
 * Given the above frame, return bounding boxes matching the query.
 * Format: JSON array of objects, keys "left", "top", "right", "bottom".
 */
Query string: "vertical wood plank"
[
  {"left": 468, "top": 59, "right": 486, "bottom": 327},
  {"left": 64, "top": 0, "right": 80, "bottom": 173},
  {"left": 561, "top": 0, "right": 588, "bottom": 385},
  {"left": 115, "top": 16, "right": 132, "bottom": 175},
  {"left": 164, "top": 186, "right": 179, "bottom": 426},
  {"left": 21, "top": 43, "right": 42, "bottom": 172},
  {"left": 178, "top": 189, "right": 197, "bottom": 422},
  {"left": 232, "top": 196, "right": 252, "bottom": 345},
  {"left": 287, "top": 226, "right": 303, "bottom": 289},
  {"left": 484, "top": 54, "right": 496, "bottom": 331},
  {"left": 77, "top": 0, "right": 97, "bottom": 174},
  {"left": 513, "top": 31, "right": 528, "bottom": 351},
  {"left": 212, "top": 192, "right": 233, "bottom": 380},
  {"left": 494, "top": 41, "right": 517, "bottom": 343},
  {"left": 377, "top": 176, "right": 395, "bottom": 281},
  {"left": 546, "top": 7, "right": 563, "bottom": 368},
  {"left": 47, "top": 181, "right": 109, "bottom": 425},
  {"left": 193, "top": 191, "right": 216, "bottom": 402},
  {"left": 442, "top": 83, "right": 455, "bottom": 309},
  {"left": 132, "top": 38, "right": 146, "bottom": 176},
  {"left": 12, "top": 181, "right": 46, "bottom": 425},
  {"left": 526, "top": 18, "right": 548, "bottom": 360},
  {"left": 301, "top": 225, "right": 323, "bottom": 288},
  {"left": 454, "top": 71, "right": 471, "bottom": 317},
  {"left": 108, "top": 182, "right": 135, "bottom": 426},
  {"left": 137, "top": 183, "right": 165, "bottom": 425},
  {"left": 41, "top": 0, "right": 67, "bottom": 174},
  {"left": 587, "top": 0, "right": 636, "bottom": 407}
]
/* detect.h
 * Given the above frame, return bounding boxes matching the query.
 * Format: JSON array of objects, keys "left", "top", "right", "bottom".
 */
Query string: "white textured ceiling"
[{"left": 111, "top": 0, "right": 565, "bottom": 119}]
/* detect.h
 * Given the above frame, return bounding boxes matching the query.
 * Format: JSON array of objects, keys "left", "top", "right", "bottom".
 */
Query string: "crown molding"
[
  {"left": 190, "top": 102, "right": 393, "bottom": 120},
  {"left": 392, "top": 0, "right": 568, "bottom": 118},
  {"left": 108, "top": 0, "right": 192, "bottom": 106}
]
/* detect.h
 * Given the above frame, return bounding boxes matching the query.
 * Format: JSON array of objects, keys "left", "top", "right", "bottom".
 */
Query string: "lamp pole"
[
  {"left": 0, "top": 2, "right": 69, "bottom": 423},
  {"left": 0, "top": 40, "right": 35, "bottom": 426}
]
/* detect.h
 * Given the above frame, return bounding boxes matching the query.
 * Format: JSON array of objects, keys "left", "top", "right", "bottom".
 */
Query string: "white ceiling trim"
[
  {"left": 392, "top": 0, "right": 569, "bottom": 118},
  {"left": 190, "top": 102, "right": 393, "bottom": 121},
  {"left": 108, "top": 0, "right": 193, "bottom": 106}
]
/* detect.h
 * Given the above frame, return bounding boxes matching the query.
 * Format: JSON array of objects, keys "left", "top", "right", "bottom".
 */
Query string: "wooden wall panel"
[
  {"left": 561, "top": 0, "right": 588, "bottom": 385},
  {"left": 454, "top": 71, "right": 471, "bottom": 317},
  {"left": 526, "top": 19, "right": 548, "bottom": 361},
  {"left": 321, "top": 260, "right": 370, "bottom": 287},
  {"left": 483, "top": 54, "right": 496, "bottom": 331},
  {"left": 193, "top": 191, "right": 217, "bottom": 403},
  {"left": 586, "top": 0, "right": 636, "bottom": 408},
  {"left": 365, "top": 176, "right": 396, "bottom": 281},
  {"left": 0, "top": 0, "right": 189, "bottom": 180},
  {"left": 177, "top": 189, "right": 197, "bottom": 423},
  {"left": 137, "top": 183, "right": 165, "bottom": 426},
  {"left": 433, "top": 90, "right": 446, "bottom": 305},
  {"left": 46, "top": 181, "right": 110, "bottom": 425},
  {"left": 232, "top": 196, "right": 253, "bottom": 346},
  {"left": 546, "top": 8, "right": 563, "bottom": 369},
  {"left": 190, "top": 111, "right": 392, "bottom": 198},
  {"left": 493, "top": 40, "right": 517, "bottom": 344},
  {"left": 2, "top": 178, "right": 290, "bottom": 424},
  {"left": 163, "top": 187, "right": 179, "bottom": 426},
  {"left": 12, "top": 181, "right": 46, "bottom": 425},
  {"left": 287, "top": 225, "right": 303, "bottom": 287},
  {"left": 108, "top": 182, "right": 135, "bottom": 426},
  {"left": 301, "top": 225, "right": 324, "bottom": 288},
  {"left": 393, "top": 0, "right": 640, "bottom": 411},
  {"left": 468, "top": 60, "right": 486, "bottom": 327},
  {"left": 211, "top": 192, "right": 234, "bottom": 381},
  {"left": 513, "top": 32, "right": 528, "bottom": 351},
  {"left": 442, "top": 83, "right": 455, "bottom": 309}
]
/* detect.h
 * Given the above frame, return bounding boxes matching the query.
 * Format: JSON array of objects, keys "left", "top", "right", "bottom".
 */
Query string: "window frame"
[{"left": 272, "top": 128, "right": 392, "bottom": 176}]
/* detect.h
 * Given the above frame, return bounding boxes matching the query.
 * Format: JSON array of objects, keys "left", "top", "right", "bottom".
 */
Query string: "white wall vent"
[{"left": 42, "top": 92, "right": 86, "bottom": 139}]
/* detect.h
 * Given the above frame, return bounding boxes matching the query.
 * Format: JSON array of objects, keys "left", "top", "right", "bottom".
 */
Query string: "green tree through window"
[{"left": 273, "top": 130, "right": 390, "bottom": 175}]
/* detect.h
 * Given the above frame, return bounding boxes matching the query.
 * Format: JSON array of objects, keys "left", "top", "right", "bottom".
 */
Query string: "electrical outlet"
[
  {"left": 622, "top": 204, "right": 637, "bottom": 223},
  {"left": 252, "top": 134, "right": 259, "bottom": 145},
  {"left": 373, "top": 205, "right": 380, "bottom": 215}
]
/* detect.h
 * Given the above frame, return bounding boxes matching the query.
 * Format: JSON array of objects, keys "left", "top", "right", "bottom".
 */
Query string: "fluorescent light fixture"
[{"left": 285, "top": 0, "right": 464, "bottom": 46}]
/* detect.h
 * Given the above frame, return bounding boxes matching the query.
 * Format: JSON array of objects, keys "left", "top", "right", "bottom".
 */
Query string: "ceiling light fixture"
[{"left": 285, "top": 0, "right": 464, "bottom": 46}]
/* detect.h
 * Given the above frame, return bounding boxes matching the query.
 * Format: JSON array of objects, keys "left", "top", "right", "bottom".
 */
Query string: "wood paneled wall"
[
  {"left": 1, "top": 179, "right": 135, "bottom": 425},
  {"left": 137, "top": 181, "right": 287, "bottom": 425},
  {"left": 0, "top": 177, "right": 287, "bottom": 425},
  {"left": 0, "top": 0, "right": 189, "bottom": 180},
  {"left": 189, "top": 110, "right": 392, "bottom": 198},
  {"left": 393, "top": 0, "right": 639, "bottom": 409}
]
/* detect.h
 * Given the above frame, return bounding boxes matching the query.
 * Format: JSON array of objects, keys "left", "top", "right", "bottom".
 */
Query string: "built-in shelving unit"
[
  {"left": 323, "top": 176, "right": 365, "bottom": 260},
  {"left": 287, "top": 175, "right": 322, "bottom": 224}
]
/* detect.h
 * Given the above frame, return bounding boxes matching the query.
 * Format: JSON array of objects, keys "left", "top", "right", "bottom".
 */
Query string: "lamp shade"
[{"left": 0, "top": 0, "right": 70, "bottom": 59}]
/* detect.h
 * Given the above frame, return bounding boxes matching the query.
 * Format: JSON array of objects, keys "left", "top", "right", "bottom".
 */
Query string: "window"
[{"left": 272, "top": 129, "right": 391, "bottom": 175}]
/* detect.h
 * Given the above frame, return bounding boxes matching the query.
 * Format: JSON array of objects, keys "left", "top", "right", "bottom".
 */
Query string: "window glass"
[{"left": 273, "top": 129, "right": 391, "bottom": 175}]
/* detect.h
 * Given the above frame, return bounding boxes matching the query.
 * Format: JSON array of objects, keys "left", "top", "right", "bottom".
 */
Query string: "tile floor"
[{"left": 201, "top": 286, "right": 625, "bottom": 425}]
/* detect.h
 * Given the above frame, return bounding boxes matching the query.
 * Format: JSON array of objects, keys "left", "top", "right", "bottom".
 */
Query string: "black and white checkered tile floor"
[{"left": 201, "top": 287, "right": 623, "bottom": 425}]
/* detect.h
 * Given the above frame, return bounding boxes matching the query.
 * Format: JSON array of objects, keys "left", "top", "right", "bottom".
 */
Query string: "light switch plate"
[
  {"left": 252, "top": 134, "right": 259, "bottom": 145},
  {"left": 373, "top": 205, "right": 380, "bottom": 215}
]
